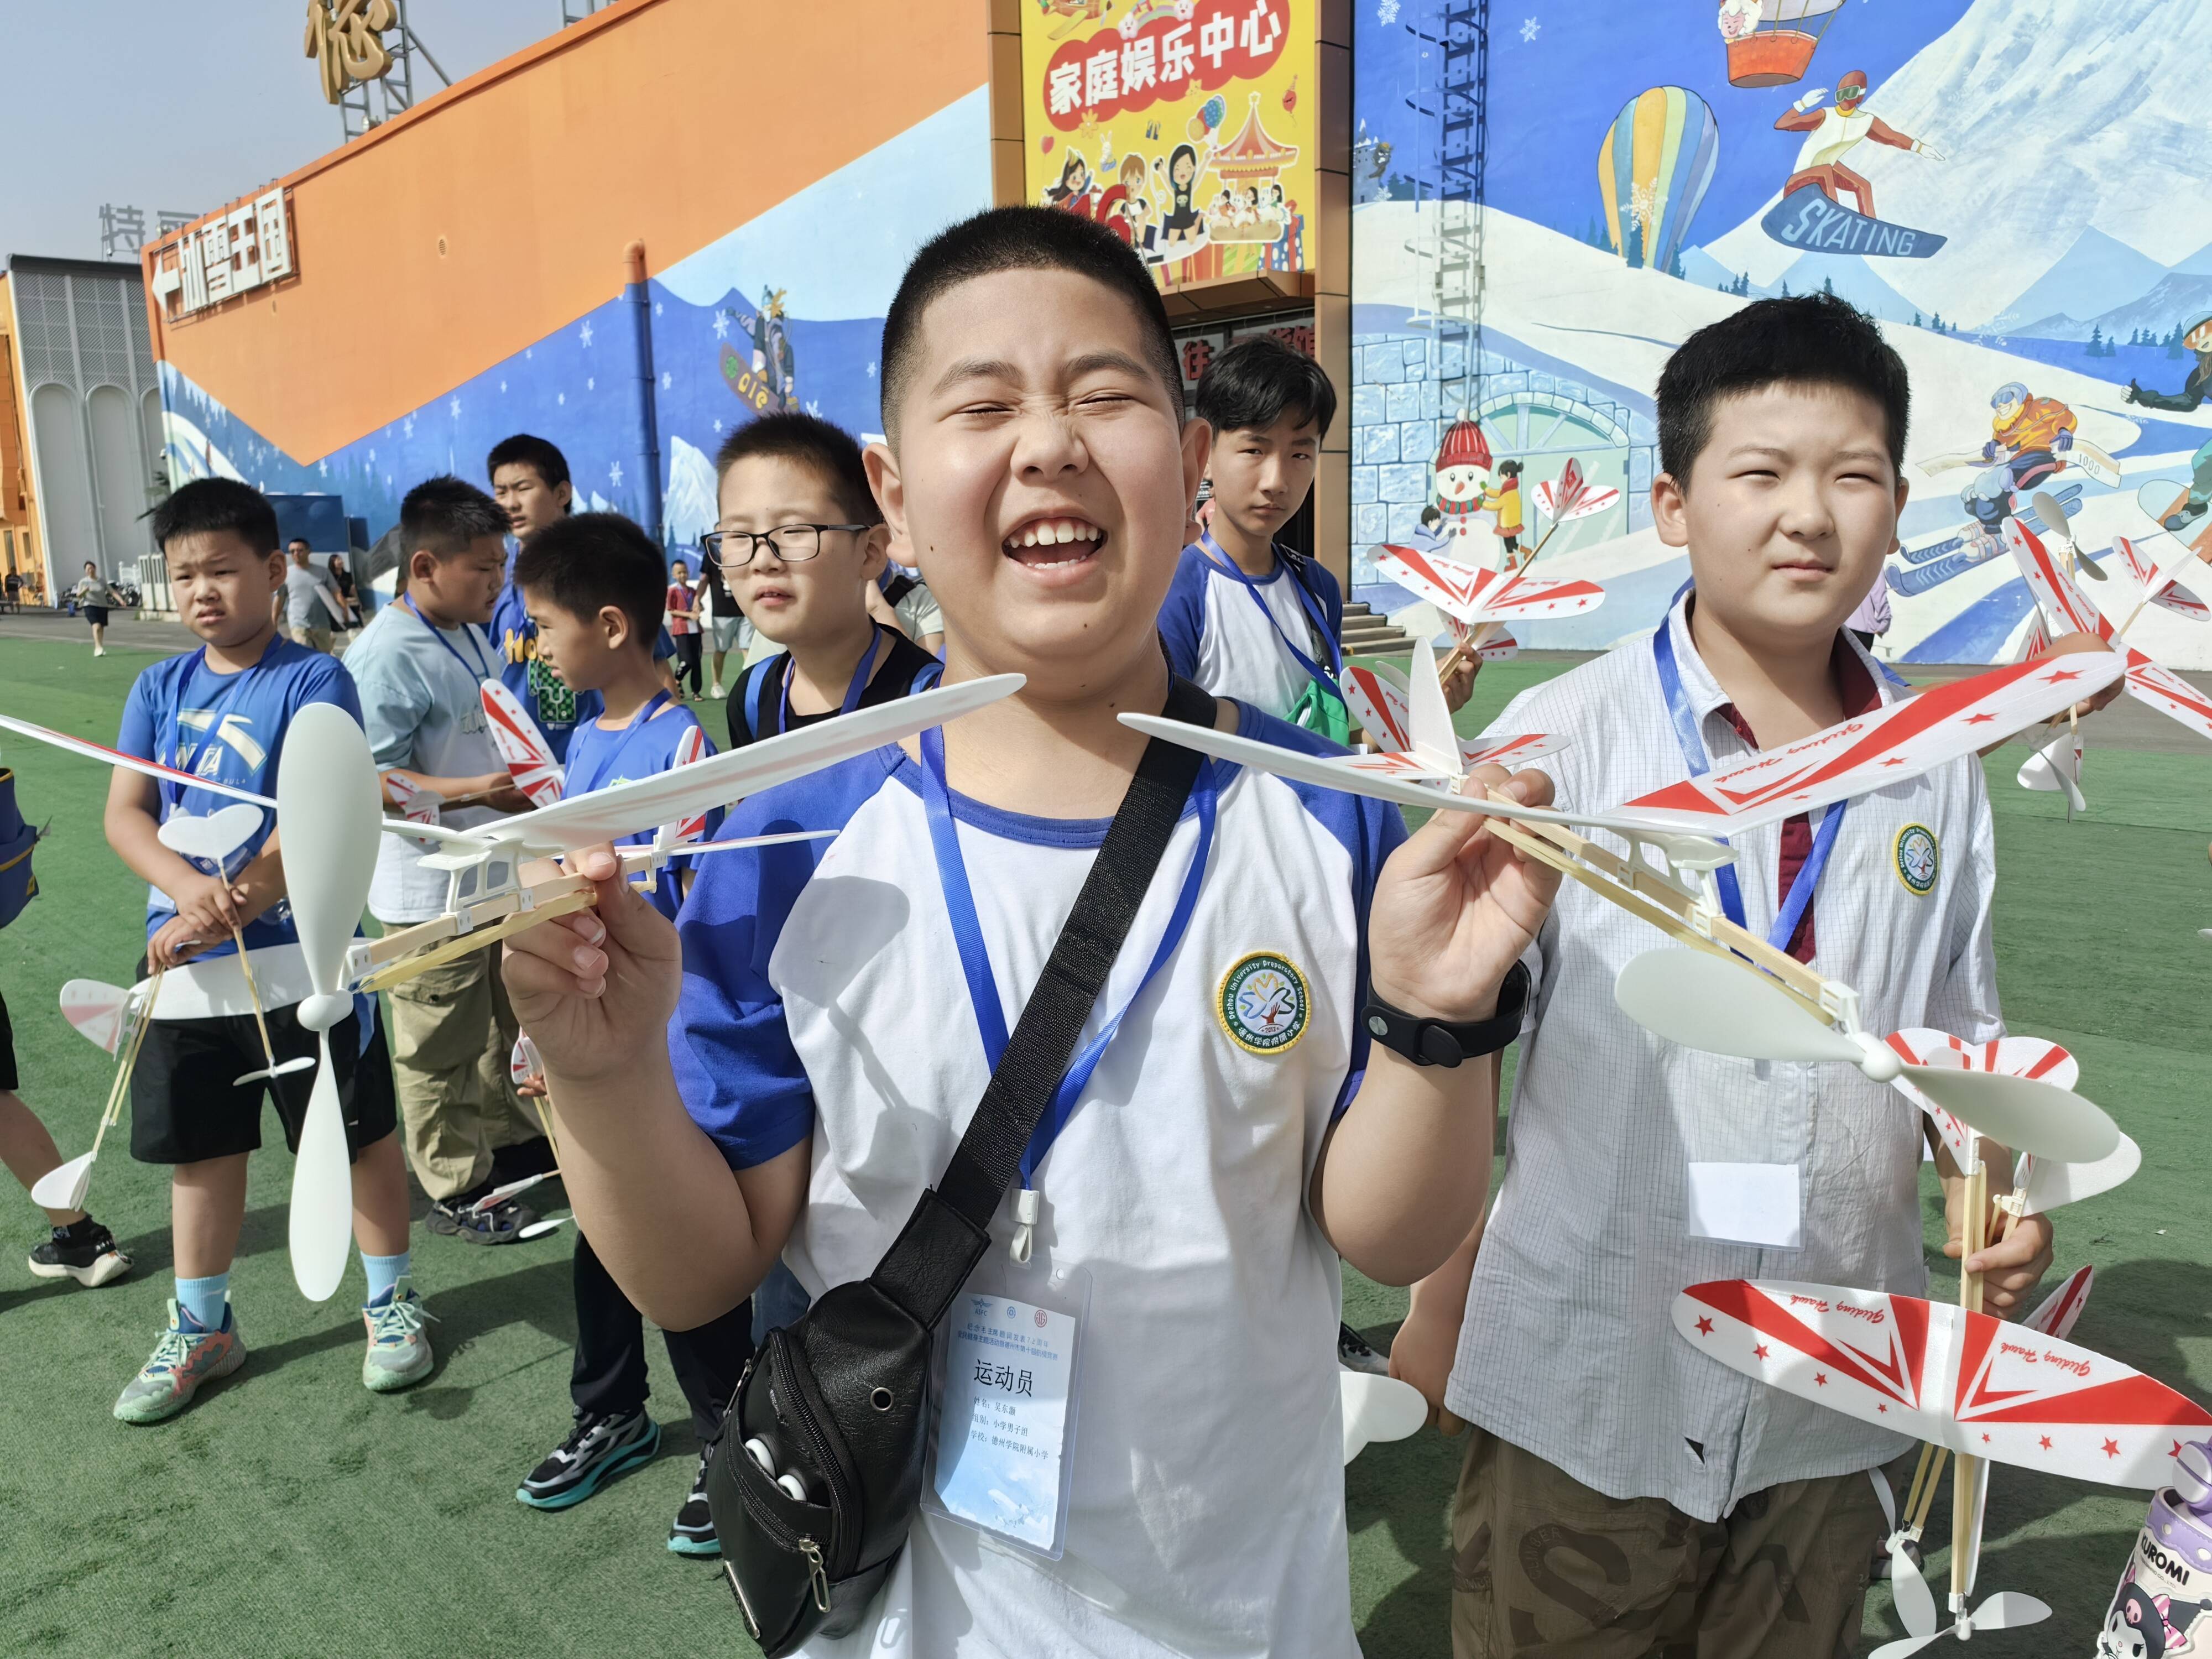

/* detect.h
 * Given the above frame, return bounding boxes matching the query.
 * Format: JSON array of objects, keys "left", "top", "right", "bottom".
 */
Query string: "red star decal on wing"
[
  {"left": 1695, "top": 1317, "right": 1714, "bottom": 1336},
  {"left": 2103, "top": 1438, "right": 2122, "bottom": 1458},
  {"left": 1965, "top": 712, "right": 1998, "bottom": 724},
  {"left": 2176, "top": 1441, "right": 2186, "bottom": 1458},
  {"left": 2042, "top": 669, "right": 2084, "bottom": 682},
  {"left": 1881, "top": 757, "right": 1907, "bottom": 766},
  {"left": 1878, "top": 1404, "right": 1888, "bottom": 1413},
  {"left": 2039, "top": 1436, "right": 2053, "bottom": 1450},
  {"left": 1753, "top": 1344, "right": 1770, "bottom": 1360},
  {"left": 1815, "top": 1374, "right": 1828, "bottom": 1386},
  {"left": 1981, "top": 1433, "right": 1991, "bottom": 1443}
]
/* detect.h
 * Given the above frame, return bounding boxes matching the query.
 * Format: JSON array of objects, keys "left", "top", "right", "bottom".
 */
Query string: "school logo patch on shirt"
[
  {"left": 1893, "top": 823, "right": 1940, "bottom": 896},
  {"left": 1218, "top": 952, "right": 1309, "bottom": 1055}
]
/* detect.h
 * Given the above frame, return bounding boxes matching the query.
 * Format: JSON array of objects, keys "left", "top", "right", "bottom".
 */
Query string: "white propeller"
[
  {"left": 1613, "top": 950, "right": 2121, "bottom": 1164},
  {"left": 1869, "top": 1590, "right": 2048, "bottom": 1657},
  {"left": 1868, "top": 1468, "right": 1940, "bottom": 1642},
  {"left": 2016, "top": 729, "right": 2085, "bottom": 816},
  {"left": 275, "top": 704, "right": 384, "bottom": 1302},
  {"left": 2032, "top": 489, "right": 2101, "bottom": 580},
  {"left": 1340, "top": 1371, "right": 1428, "bottom": 1464}
]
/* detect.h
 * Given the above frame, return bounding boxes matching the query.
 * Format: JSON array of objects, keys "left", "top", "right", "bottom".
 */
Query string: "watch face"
[{"left": 1217, "top": 952, "right": 1310, "bottom": 1055}]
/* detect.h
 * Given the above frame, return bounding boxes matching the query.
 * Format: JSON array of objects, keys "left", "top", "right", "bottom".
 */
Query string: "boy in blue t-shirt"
[
  {"left": 504, "top": 209, "right": 1559, "bottom": 1653},
  {"left": 1159, "top": 333, "right": 1348, "bottom": 731},
  {"left": 508, "top": 510, "right": 746, "bottom": 1552},
  {"left": 104, "top": 479, "right": 427, "bottom": 1426},
  {"left": 486, "top": 433, "right": 676, "bottom": 761}
]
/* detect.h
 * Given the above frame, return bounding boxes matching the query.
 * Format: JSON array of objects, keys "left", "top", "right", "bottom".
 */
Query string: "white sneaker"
[
  {"left": 709, "top": 682, "right": 726, "bottom": 699},
  {"left": 93, "top": 646, "right": 106, "bottom": 657}
]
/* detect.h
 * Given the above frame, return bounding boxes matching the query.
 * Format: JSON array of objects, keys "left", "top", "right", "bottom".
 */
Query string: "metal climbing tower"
[{"left": 1400, "top": 0, "right": 1490, "bottom": 416}]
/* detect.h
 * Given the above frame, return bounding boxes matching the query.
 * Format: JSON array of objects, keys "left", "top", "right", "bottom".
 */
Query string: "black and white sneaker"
[
  {"left": 1337, "top": 1322, "right": 1390, "bottom": 1376},
  {"left": 516, "top": 1408, "right": 661, "bottom": 1509},
  {"left": 28, "top": 1218, "right": 133, "bottom": 1287},
  {"left": 667, "top": 1449, "right": 720, "bottom": 1557},
  {"left": 427, "top": 1186, "right": 539, "bottom": 1245}
]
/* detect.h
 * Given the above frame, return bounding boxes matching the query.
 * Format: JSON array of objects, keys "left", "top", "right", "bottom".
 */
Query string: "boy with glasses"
[{"left": 711, "top": 413, "right": 941, "bottom": 750}]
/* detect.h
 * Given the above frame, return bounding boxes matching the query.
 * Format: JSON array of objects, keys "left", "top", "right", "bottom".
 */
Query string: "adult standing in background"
[
  {"left": 72, "top": 561, "right": 123, "bottom": 657},
  {"left": 695, "top": 551, "right": 744, "bottom": 698},
  {"left": 326, "top": 551, "right": 361, "bottom": 638},
  {"left": 280, "top": 540, "right": 340, "bottom": 653}
]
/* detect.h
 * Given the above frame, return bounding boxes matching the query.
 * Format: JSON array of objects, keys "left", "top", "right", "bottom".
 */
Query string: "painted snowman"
[{"left": 1431, "top": 415, "right": 1501, "bottom": 569}]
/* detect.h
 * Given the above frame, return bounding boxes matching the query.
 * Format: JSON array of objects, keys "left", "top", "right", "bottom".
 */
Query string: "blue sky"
[
  {"left": 1355, "top": 0, "right": 1977, "bottom": 246},
  {"left": 0, "top": 1, "right": 567, "bottom": 259}
]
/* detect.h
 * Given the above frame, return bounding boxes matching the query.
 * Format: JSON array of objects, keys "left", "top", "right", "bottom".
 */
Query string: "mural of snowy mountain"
[
  {"left": 1704, "top": 0, "right": 2212, "bottom": 330},
  {"left": 2022, "top": 272, "right": 2212, "bottom": 343},
  {"left": 662, "top": 435, "right": 719, "bottom": 549},
  {"left": 1989, "top": 228, "right": 2171, "bottom": 335}
]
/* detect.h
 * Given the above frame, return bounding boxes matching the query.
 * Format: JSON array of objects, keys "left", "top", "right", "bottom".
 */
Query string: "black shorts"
[
  {"left": 128, "top": 986, "right": 398, "bottom": 1166},
  {"left": 84, "top": 606, "right": 109, "bottom": 628},
  {"left": 0, "top": 988, "right": 17, "bottom": 1093}
]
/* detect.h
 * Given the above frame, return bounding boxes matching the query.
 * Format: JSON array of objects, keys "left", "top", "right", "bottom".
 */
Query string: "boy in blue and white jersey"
[
  {"left": 507, "top": 508, "right": 748, "bottom": 1552},
  {"left": 103, "top": 478, "right": 426, "bottom": 1425},
  {"left": 1159, "top": 333, "right": 1347, "bottom": 731},
  {"left": 506, "top": 208, "right": 1560, "bottom": 1656},
  {"left": 345, "top": 476, "right": 549, "bottom": 1244}
]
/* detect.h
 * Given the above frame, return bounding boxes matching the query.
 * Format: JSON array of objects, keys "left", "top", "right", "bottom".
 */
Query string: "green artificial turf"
[{"left": 0, "top": 638, "right": 2205, "bottom": 1655}]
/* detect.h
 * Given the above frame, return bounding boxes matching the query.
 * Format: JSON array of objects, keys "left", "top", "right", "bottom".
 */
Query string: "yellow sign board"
[{"left": 1020, "top": 0, "right": 1312, "bottom": 291}]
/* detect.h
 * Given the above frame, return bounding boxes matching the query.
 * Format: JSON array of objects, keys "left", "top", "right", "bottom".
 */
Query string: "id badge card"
[{"left": 924, "top": 1252, "right": 1091, "bottom": 1561}]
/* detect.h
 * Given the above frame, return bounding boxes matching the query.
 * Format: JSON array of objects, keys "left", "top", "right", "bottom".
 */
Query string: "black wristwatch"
[{"left": 1362, "top": 961, "right": 1531, "bottom": 1068}]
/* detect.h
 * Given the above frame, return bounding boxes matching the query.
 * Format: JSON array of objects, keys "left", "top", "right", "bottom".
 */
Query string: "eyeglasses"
[{"left": 699, "top": 523, "right": 870, "bottom": 568}]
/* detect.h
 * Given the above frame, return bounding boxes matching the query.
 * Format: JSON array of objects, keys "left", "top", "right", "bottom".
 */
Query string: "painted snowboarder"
[
  {"left": 2125, "top": 310, "right": 2212, "bottom": 534},
  {"left": 1772, "top": 69, "right": 1943, "bottom": 221},
  {"left": 750, "top": 288, "right": 796, "bottom": 414},
  {"left": 1431, "top": 415, "right": 1500, "bottom": 569},
  {"left": 1959, "top": 380, "right": 2078, "bottom": 550}
]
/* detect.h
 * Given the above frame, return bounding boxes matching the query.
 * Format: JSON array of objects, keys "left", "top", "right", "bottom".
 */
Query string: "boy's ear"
[
  {"left": 864, "top": 442, "right": 905, "bottom": 554},
  {"left": 406, "top": 547, "right": 438, "bottom": 586},
  {"left": 555, "top": 479, "right": 573, "bottom": 511},
  {"left": 598, "top": 603, "right": 631, "bottom": 651},
  {"left": 1650, "top": 472, "right": 1689, "bottom": 550},
  {"left": 858, "top": 523, "right": 891, "bottom": 582},
  {"left": 1181, "top": 418, "right": 1214, "bottom": 521}
]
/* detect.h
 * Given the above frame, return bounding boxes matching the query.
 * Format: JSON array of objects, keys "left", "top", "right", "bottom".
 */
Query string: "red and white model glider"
[
  {"left": 1338, "top": 644, "right": 1565, "bottom": 787},
  {"left": 1376, "top": 543, "right": 1606, "bottom": 630},
  {"left": 479, "top": 680, "right": 566, "bottom": 807}
]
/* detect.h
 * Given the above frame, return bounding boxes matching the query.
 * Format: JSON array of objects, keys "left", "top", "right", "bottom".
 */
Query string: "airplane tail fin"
[{"left": 1406, "top": 635, "right": 1460, "bottom": 776}]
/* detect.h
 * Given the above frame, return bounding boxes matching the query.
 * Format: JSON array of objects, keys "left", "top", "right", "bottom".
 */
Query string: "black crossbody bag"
[{"left": 706, "top": 677, "right": 1215, "bottom": 1654}]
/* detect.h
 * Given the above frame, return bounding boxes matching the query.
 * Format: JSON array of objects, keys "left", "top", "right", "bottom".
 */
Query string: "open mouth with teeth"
[{"left": 1004, "top": 516, "right": 1106, "bottom": 567}]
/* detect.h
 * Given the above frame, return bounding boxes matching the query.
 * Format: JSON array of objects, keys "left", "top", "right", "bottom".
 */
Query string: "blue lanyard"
[
  {"left": 918, "top": 724, "right": 1218, "bottom": 1190},
  {"left": 571, "top": 690, "right": 675, "bottom": 796},
  {"left": 1651, "top": 617, "right": 1846, "bottom": 950},
  {"left": 1198, "top": 533, "right": 1344, "bottom": 695},
  {"left": 745, "top": 628, "right": 886, "bottom": 739},
  {"left": 161, "top": 648, "right": 266, "bottom": 823},
  {"left": 400, "top": 594, "right": 495, "bottom": 682}
]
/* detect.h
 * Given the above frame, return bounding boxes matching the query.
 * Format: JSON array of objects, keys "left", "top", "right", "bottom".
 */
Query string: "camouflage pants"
[{"left": 1451, "top": 1427, "right": 1887, "bottom": 1659}]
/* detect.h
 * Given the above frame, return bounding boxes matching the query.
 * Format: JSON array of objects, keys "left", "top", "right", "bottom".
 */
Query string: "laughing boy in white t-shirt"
[{"left": 504, "top": 207, "right": 1562, "bottom": 1656}]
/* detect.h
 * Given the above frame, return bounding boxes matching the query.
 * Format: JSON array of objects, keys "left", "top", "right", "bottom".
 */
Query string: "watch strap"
[{"left": 1363, "top": 959, "right": 1531, "bottom": 1068}]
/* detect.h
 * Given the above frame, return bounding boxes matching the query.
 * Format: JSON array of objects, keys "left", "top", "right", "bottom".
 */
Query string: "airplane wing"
[
  {"left": 0, "top": 714, "right": 277, "bottom": 808},
  {"left": 1376, "top": 544, "right": 1506, "bottom": 623},
  {"left": 1323, "top": 750, "right": 1454, "bottom": 781},
  {"left": 1612, "top": 654, "right": 2127, "bottom": 834},
  {"left": 1460, "top": 732, "right": 1567, "bottom": 769},
  {"left": 1676, "top": 1278, "right": 2211, "bottom": 1488},
  {"left": 2124, "top": 654, "right": 2212, "bottom": 744},
  {"left": 1476, "top": 568, "right": 1606, "bottom": 622},
  {"left": 2114, "top": 534, "right": 2210, "bottom": 621},
  {"left": 1117, "top": 711, "right": 1700, "bottom": 846},
  {"left": 662, "top": 722, "right": 713, "bottom": 847},
  {"left": 470, "top": 674, "right": 1023, "bottom": 854},
  {"left": 480, "top": 681, "right": 566, "bottom": 807},
  {"left": 2022, "top": 1265, "right": 2094, "bottom": 1341},
  {"left": 1342, "top": 664, "right": 1413, "bottom": 752}
]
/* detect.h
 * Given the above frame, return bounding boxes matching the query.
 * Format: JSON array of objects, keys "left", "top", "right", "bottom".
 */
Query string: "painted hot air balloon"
[
  {"left": 1596, "top": 87, "right": 1719, "bottom": 275},
  {"left": 1721, "top": 0, "right": 1845, "bottom": 88}
]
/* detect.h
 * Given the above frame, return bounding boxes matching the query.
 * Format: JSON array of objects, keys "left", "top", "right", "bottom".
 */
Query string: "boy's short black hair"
[
  {"left": 878, "top": 206, "right": 1182, "bottom": 442},
  {"left": 713, "top": 411, "right": 880, "bottom": 527},
  {"left": 1657, "top": 293, "right": 1910, "bottom": 483},
  {"left": 513, "top": 512, "right": 666, "bottom": 648},
  {"left": 400, "top": 476, "right": 509, "bottom": 560},
  {"left": 151, "top": 478, "right": 281, "bottom": 557},
  {"left": 1193, "top": 334, "right": 1336, "bottom": 441},
  {"left": 485, "top": 433, "right": 572, "bottom": 494}
]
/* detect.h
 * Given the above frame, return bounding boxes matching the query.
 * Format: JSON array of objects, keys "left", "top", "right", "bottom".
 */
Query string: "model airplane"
[
  {"left": 1126, "top": 641, "right": 2127, "bottom": 1164},
  {"left": 2111, "top": 533, "right": 2210, "bottom": 624},
  {"left": 11, "top": 676, "right": 1025, "bottom": 1300},
  {"left": 1679, "top": 1269, "right": 2210, "bottom": 1645},
  {"left": 1339, "top": 640, "right": 1566, "bottom": 786},
  {"left": 1377, "top": 542, "right": 1606, "bottom": 638}
]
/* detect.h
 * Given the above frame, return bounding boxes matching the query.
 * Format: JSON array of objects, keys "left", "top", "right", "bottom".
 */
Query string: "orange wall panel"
[{"left": 153, "top": 0, "right": 984, "bottom": 462}]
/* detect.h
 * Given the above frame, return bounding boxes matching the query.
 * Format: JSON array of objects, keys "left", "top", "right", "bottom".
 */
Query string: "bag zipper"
[
  {"left": 769, "top": 1336, "right": 864, "bottom": 1579},
  {"left": 731, "top": 1463, "right": 832, "bottom": 1614}
]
